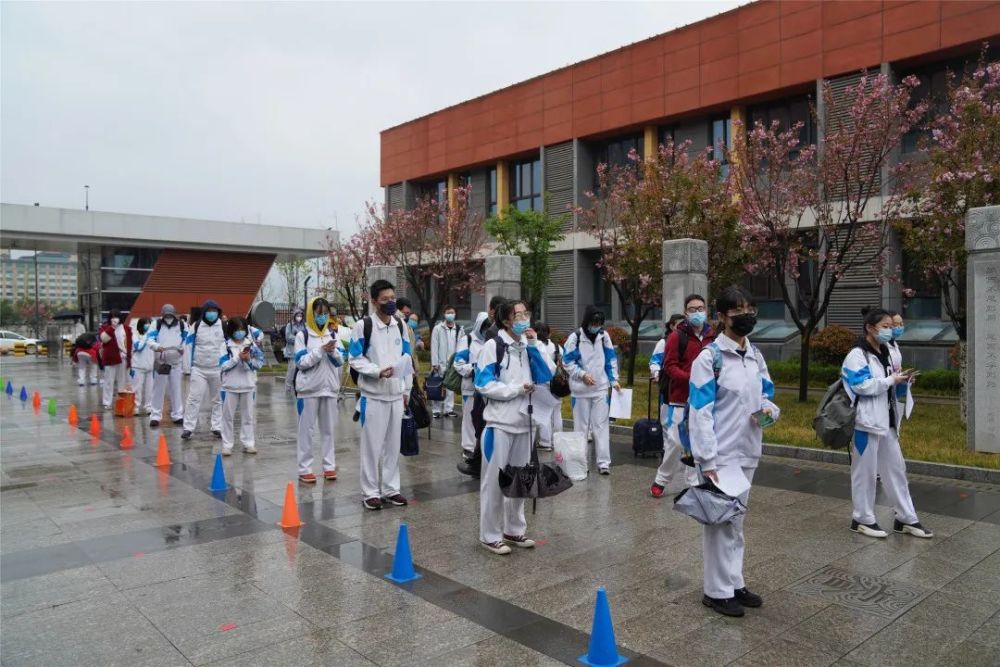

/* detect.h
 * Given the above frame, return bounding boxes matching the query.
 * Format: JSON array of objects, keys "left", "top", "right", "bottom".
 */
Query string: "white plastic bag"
[{"left": 552, "top": 432, "right": 588, "bottom": 481}]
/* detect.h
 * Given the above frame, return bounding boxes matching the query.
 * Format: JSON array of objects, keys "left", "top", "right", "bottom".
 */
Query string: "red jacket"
[
  {"left": 99, "top": 323, "right": 132, "bottom": 368},
  {"left": 664, "top": 321, "right": 716, "bottom": 404},
  {"left": 72, "top": 341, "right": 102, "bottom": 367}
]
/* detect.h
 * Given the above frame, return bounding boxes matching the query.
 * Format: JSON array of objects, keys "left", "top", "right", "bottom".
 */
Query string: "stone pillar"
[
  {"left": 662, "top": 239, "right": 708, "bottom": 316},
  {"left": 365, "top": 265, "right": 398, "bottom": 315},
  {"left": 966, "top": 206, "right": 1000, "bottom": 453},
  {"left": 485, "top": 254, "right": 521, "bottom": 306}
]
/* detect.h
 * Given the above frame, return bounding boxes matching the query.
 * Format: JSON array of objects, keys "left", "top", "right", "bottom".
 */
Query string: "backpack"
[
  {"left": 441, "top": 334, "right": 469, "bottom": 393},
  {"left": 813, "top": 349, "right": 867, "bottom": 449},
  {"left": 549, "top": 346, "right": 571, "bottom": 398},
  {"left": 348, "top": 315, "right": 406, "bottom": 384}
]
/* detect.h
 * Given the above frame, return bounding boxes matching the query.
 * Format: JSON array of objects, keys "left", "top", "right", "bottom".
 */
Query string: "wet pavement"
[{"left": 1, "top": 356, "right": 999, "bottom": 666}]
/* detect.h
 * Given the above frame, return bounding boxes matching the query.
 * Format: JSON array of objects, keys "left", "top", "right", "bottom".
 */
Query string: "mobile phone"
[{"left": 753, "top": 409, "right": 776, "bottom": 429}]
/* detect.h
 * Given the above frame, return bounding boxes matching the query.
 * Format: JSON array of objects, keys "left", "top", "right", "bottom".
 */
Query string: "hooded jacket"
[
  {"left": 841, "top": 342, "right": 898, "bottom": 441},
  {"left": 220, "top": 333, "right": 265, "bottom": 392},
  {"left": 650, "top": 320, "right": 716, "bottom": 405},
  {"left": 431, "top": 319, "right": 464, "bottom": 370},
  {"left": 474, "top": 329, "right": 556, "bottom": 434},
  {"left": 148, "top": 315, "right": 185, "bottom": 366},
  {"left": 349, "top": 309, "right": 413, "bottom": 401},
  {"left": 293, "top": 297, "right": 343, "bottom": 398},
  {"left": 562, "top": 307, "right": 618, "bottom": 398},
  {"left": 185, "top": 300, "right": 226, "bottom": 371},
  {"left": 284, "top": 309, "right": 306, "bottom": 356},
  {"left": 453, "top": 312, "right": 489, "bottom": 396},
  {"left": 131, "top": 322, "right": 156, "bottom": 372}
]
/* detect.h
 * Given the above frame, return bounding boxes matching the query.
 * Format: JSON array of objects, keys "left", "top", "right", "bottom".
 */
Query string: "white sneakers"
[
  {"left": 851, "top": 520, "right": 888, "bottom": 538},
  {"left": 481, "top": 541, "right": 512, "bottom": 555}
]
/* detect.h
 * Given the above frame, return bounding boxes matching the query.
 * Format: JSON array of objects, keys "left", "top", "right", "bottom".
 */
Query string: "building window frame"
[{"left": 509, "top": 158, "right": 541, "bottom": 212}]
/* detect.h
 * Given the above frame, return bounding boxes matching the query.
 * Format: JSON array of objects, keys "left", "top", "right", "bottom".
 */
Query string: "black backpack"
[{"left": 348, "top": 315, "right": 406, "bottom": 384}]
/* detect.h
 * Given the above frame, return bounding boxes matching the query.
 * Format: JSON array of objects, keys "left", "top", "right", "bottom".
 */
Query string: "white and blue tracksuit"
[
  {"left": 533, "top": 339, "right": 564, "bottom": 449},
  {"left": 562, "top": 329, "right": 619, "bottom": 469},
  {"left": 453, "top": 312, "right": 489, "bottom": 456},
  {"left": 148, "top": 320, "right": 186, "bottom": 422},
  {"left": 842, "top": 346, "right": 919, "bottom": 527},
  {"left": 688, "top": 334, "right": 779, "bottom": 600},
  {"left": 475, "top": 330, "right": 555, "bottom": 544},
  {"left": 131, "top": 331, "right": 156, "bottom": 415},
  {"left": 220, "top": 341, "right": 264, "bottom": 452},
  {"left": 183, "top": 320, "right": 226, "bottom": 433},
  {"left": 431, "top": 321, "right": 464, "bottom": 414},
  {"left": 349, "top": 314, "right": 413, "bottom": 500},
  {"left": 294, "top": 314, "right": 343, "bottom": 476}
]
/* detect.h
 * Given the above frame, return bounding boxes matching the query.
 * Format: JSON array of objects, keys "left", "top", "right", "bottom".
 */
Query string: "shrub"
[
  {"left": 915, "top": 368, "right": 961, "bottom": 394},
  {"left": 767, "top": 359, "right": 841, "bottom": 387},
  {"left": 948, "top": 342, "right": 961, "bottom": 369},
  {"left": 605, "top": 325, "right": 631, "bottom": 356},
  {"left": 810, "top": 325, "right": 856, "bottom": 365}
]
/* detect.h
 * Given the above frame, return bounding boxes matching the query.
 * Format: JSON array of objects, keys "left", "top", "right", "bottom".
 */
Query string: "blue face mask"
[
  {"left": 232, "top": 330, "right": 246, "bottom": 341},
  {"left": 512, "top": 320, "right": 530, "bottom": 336},
  {"left": 314, "top": 314, "right": 329, "bottom": 327},
  {"left": 445, "top": 313, "right": 456, "bottom": 322},
  {"left": 587, "top": 325, "right": 603, "bottom": 335},
  {"left": 408, "top": 320, "right": 418, "bottom": 330},
  {"left": 876, "top": 327, "right": 894, "bottom": 344},
  {"left": 204, "top": 311, "right": 218, "bottom": 324},
  {"left": 892, "top": 326, "right": 904, "bottom": 339},
  {"left": 687, "top": 312, "right": 707, "bottom": 328}
]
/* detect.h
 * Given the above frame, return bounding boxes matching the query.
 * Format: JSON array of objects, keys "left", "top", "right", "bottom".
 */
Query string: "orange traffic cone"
[
  {"left": 89, "top": 414, "right": 100, "bottom": 436},
  {"left": 120, "top": 426, "right": 134, "bottom": 449},
  {"left": 68, "top": 404, "right": 79, "bottom": 425},
  {"left": 32, "top": 391, "right": 41, "bottom": 409},
  {"left": 277, "top": 482, "right": 304, "bottom": 528},
  {"left": 155, "top": 434, "right": 171, "bottom": 467}
]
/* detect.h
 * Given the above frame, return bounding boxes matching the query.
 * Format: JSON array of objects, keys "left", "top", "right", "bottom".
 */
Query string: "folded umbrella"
[{"left": 672, "top": 482, "right": 747, "bottom": 525}]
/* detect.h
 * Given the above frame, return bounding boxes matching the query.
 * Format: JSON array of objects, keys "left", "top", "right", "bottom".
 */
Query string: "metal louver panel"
[
  {"left": 543, "top": 252, "right": 575, "bottom": 332},
  {"left": 387, "top": 183, "right": 404, "bottom": 212},
  {"left": 470, "top": 170, "right": 487, "bottom": 217},
  {"left": 544, "top": 142, "right": 574, "bottom": 232},
  {"left": 824, "top": 72, "right": 882, "bottom": 198},
  {"left": 826, "top": 285, "right": 881, "bottom": 328}
]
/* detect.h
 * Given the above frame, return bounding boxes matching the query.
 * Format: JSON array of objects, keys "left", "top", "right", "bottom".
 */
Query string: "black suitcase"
[{"left": 632, "top": 378, "right": 664, "bottom": 458}]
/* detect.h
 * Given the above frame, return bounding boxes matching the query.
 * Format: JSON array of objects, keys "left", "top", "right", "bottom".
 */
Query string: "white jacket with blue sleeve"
[
  {"left": 841, "top": 346, "right": 897, "bottom": 443},
  {"left": 474, "top": 331, "right": 555, "bottom": 435},
  {"left": 220, "top": 341, "right": 265, "bottom": 392},
  {"left": 294, "top": 327, "right": 343, "bottom": 398},
  {"left": 562, "top": 329, "right": 618, "bottom": 398},
  {"left": 132, "top": 332, "right": 156, "bottom": 372}
]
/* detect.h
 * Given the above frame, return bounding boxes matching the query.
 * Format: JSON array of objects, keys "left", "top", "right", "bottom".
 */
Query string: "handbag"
[
  {"left": 497, "top": 395, "right": 573, "bottom": 499},
  {"left": 401, "top": 413, "right": 420, "bottom": 456},
  {"left": 672, "top": 482, "right": 747, "bottom": 525},
  {"left": 408, "top": 384, "right": 432, "bottom": 429},
  {"left": 549, "top": 363, "right": 571, "bottom": 398},
  {"left": 156, "top": 363, "right": 172, "bottom": 375},
  {"left": 425, "top": 371, "right": 445, "bottom": 401}
]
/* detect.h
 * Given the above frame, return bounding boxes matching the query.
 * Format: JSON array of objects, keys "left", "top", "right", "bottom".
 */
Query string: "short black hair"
[
  {"left": 667, "top": 313, "right": 685, "bottom": 328},
  {"left": 225, "top": 316, "right": 249, "bottom": 340},
  {"left": 488, "top": 295, "right": 506, "bottom": 312},
  {"left": 442, "top": 304, "right": 455, "bottom": 312},
  {"left": 396, "top": 297, "right": 412, "bottom": 310},
  {"left": 684, "top": 293, "right": 706, "bottom": 308},
  {"left": 136, "top": 317, "right": 151, "bottom": 334},
  {"left": 496, "top": 300, "right": 527, "bottom": 327},
  {"left": 715, "top": 285, "right": 755, "bottom": 315},
  {"left": 862, "top": 307, "right": 893, "bottom": 333},
  {"left": 109, "top": 309, "right": 122, "bottom": 321},
  {"left": 370, "top": 279, "right": 395, "bottom": 300}
]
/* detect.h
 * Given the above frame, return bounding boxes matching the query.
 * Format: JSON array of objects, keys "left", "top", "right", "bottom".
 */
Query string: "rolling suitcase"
[{"left": 632, "top": 378, "right": 664, "bottom": 458}]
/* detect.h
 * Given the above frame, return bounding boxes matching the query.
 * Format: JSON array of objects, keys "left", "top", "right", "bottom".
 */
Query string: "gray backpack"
[{"left": 812, "top": 349, "right": 866, "bottom": 448}]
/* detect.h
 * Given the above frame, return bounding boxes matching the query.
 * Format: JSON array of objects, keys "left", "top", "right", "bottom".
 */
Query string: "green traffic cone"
[{"left": 47, "top": 397, "right": 57, "bottom": 416}]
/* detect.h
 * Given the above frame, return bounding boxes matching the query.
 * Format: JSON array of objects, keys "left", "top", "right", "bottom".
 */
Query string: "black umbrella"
[{"left": 53, "top": 310, "right": 84, "bottom": 320}]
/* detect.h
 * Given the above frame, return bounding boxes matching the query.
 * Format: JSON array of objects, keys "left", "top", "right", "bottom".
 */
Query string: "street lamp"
[
  {"left": 303, "top": 275, "right": 311, "bottom": 307},
  {"left": 84, "top": 185, "right": 89, "bottom": 211}
]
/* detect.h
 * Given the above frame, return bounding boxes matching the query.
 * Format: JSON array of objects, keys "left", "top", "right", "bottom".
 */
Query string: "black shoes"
[
  {"left": 703, "top": 595, "right": 745, "bottom": 617},
  {"left": 457, "top": 460, "right": 481, "bottom": 478},
  {"left": 850, "top": 520, "right": 888, "bottom": 538},
  {"left": 172, "top": 418, "right": 183, "bottom": 425},
  {"left": 181, "top": 430, "right": 192, "bottom": 440},
  {"left": 149, "top": 420, "right": 160, "bottom": 428},
  {"left": 734, "top": 587, "right": 762, "bottom": 608},
  {"left": 893, "top": 520, "right": 934, "bottom": 539},
  {"left": 211, "top": 430, "right": 222, "bottom": 438}
]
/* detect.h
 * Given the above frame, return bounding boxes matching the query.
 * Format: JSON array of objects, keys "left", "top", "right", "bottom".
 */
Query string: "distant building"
[{"left": 0, "top": 250, "right": 78, "bottom": 306}]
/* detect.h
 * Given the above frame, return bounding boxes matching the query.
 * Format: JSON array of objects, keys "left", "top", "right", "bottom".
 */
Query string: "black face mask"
[{"left": 729, "top": 314, "right": 757, "bottom": 337}]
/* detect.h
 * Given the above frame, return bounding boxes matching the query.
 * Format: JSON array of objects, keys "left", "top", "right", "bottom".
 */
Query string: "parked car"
[{"left": 0, "top": 330, "right": 40, "bottom": 354}]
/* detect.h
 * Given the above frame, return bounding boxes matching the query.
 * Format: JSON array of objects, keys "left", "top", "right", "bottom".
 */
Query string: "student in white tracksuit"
[
  {"left": 475, "top": 300, "right": 555, "bottom": 555},
  {"left": 349, "top": 279, "right": 413, "bottom": 511},
  {"left": 182, "top": 299, "right": 226, "bottom": 439},
  {"left": 562, "top": 306, "right": 620, "bottom": 475},
  {"left": 148, "top": 304, "right": 186, "bottom": 426},
  {"left": 842, "top": 308, "right": 932, "bottom": 540},
  {"left": 131, "top": 318, "right": 156, "bottom": 416},
  {"left": 453, "top": 312, "right": 489, "bottom": 458},
  {"left": 294, "top": 298, "right": 343, "bottom": 482},
  {"left": 284, "top": 309, "right": 306, "bottom": 391},
  {"left": 430, "top": 306, "right": 463, "bottom": 417},
  {"left": 530, "top": 322, "right": 563, "bottom": 450},
  {"left": 219, "top": 316, "right": 264, "bottom": 455},
  {"left": 689, "top": 286, "right": 780, "bottom": 618}
]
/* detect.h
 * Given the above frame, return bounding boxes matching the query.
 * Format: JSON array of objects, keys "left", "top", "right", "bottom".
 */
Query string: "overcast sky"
[{"left": 2, "top": 1, "right": 746, "bottom": 238}]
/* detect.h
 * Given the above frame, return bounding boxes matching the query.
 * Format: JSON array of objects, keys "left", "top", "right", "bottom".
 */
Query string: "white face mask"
[{"left": 110, "top": 318, "right": 120, "bottom": 326}]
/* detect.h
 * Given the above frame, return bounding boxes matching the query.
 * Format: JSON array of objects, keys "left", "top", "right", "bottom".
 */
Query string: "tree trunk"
[
  {"left": 958, "top": 339, "right": 968, "bottom": 426},
  {"left": 799, "top": 332, "right": 812, "bottom": 403},
  {"left": 627, "top": 321, "right": 641, "bottom": 386}
]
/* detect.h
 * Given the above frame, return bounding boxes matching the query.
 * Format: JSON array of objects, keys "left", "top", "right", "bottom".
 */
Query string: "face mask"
[
  {"left": 380, "top": 300, "right": 397, "bottom": 316},
  {"left": 162, "top": 316, "right": 175, "bottom": 325},
  {"left": 232, "top": 330, "right": 246, "bottom": 341},
  {"left": 876, "top": 327, "right": 894, "bottom": 344},
  {"left": 204, "top": 311, "right": 218, "bottom": 324},
  {"left": 587, "top": 325, "right": 603, "bottom": 335},
  {"left": 512, "top": 320, "right": 530, "bottom": 336},
  {"left": 687, "top": 311, "right": 707, "bottom": 328},
  {"left": 110, "top": 318, "right": 120, "bottom": 326},
  {"left": 314, "top": 314, "right": 329, "bottom": 327},
  {"left": 294, "top": 316, "right": 303, "bottom": 323},
  {"left": 892, "top": 326, "right": 904, "bottom": 339},
  {"left": 445, "top": 313, "right": 455, "bottom": 323},
  {"left": 408, "top": 320, "right": 418, "bottom": 330},
  {"left": 729, "top": 314, "right": 757, "bottom": 337},
  {"left": 138, "top": 324, "right": 148, "bottom": 335}
]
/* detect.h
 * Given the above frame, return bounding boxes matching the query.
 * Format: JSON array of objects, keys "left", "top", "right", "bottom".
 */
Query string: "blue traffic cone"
[
  {"left": 578, "top": 587, "right": 628, "bottom": 666},
  {"left": 384, "top": 523, "right": 422, "bottom": 584},
  {"left": 208, "top": 453, "right": 230, "bottom": 492},
  {"left": 4, "top": 380, "right": 12, "bottom": 396},
  {"left": 19, "top": 386, "right": 28, "bottom": 402}
]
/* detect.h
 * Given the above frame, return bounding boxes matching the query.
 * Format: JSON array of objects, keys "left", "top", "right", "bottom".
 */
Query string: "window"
[
  {"left": 487, "top": 168, "right": 497, "bottom": 215},
  {"left": 748, "top": 96, "right": 816, "bottom": 158},
  {"left": 901, "top": 251, "right": 941, "bottom": 319},
  {"left": 596, "top": 134, "right": 644, "bottom": 174},
  {"left": 711, "top": 117, "right": 731, "bottom": 177},
  {"left": 901, "top": 68, "right": 951, "bottom": 154},
  {"left": 101, "top": 247, "right": 160, "bottom": 270},
  {"left": 745, "top": 272, "right": 785, "bottom": 320},
  {"left": 510, "top": 158, "right": 541, "bottom": 212},
  {"left": 417, "top": 179, "right": 446, "bottom": 205},
  {"left": 657, "top": 126, "right": 675, "bottom": 150}
]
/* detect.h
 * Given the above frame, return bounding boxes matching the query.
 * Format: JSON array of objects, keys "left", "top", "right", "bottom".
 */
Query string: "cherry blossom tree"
[
  {"left": 323, "top": 220, "right": 381, "bottom": 320},
  {"left": 731, "top": 72, "right": 926, "bottom": 402}
]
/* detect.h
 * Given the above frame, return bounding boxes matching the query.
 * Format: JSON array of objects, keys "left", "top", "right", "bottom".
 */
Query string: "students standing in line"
[
  {"left": 148, "top": 304, "right": 186, "bottom": 427},
  {"left": 453, "top": 311, "right": 490, "bottom": 462},
  {"left": 99, "top": 309, "right": 132, "bottom": 410},
  {"left": 530, "top": 322, "right": 563, "bottom": 451},
  {"left": 284, "top": 308, "right": 306, "bottom": 392},
  {"left": 431, "top": 304, "right": 463, "bottom": 418},
  {"left": 475, "top": 300, "right": 554, "bottom": 555},
  {"left": 649, "top": 295, "right": 715, "bottom": 498},
  {"left": 181, "top": 300, "right": 226, "bottom": 440},
  {"left": 689, "top": 286, "right": 779, "bottom": 618},
  {"left": 131, "top": 318, "right": 156, "bottom": 416},
  {"left": 562, "top": 306, "right": 620, "bottom": 475},
  {"left": 842, "top": 308, "right": 932, "bottom": 540},
  {"left": 349, "top": 280, "right": 412, "bottom": 510},
  {"left": 220, "top": 316, "right": 265, "bottom": 456}
]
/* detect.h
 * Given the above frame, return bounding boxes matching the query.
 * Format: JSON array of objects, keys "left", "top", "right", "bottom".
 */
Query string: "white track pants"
[
  {"left": 703, "top": 466, "right": 755, "bottom": 599},
  {"left": 434, "top": 390, "right": 455, "bottom": 415},
  {"left": 222, "top": 390, "right": 256, "bottom": 452},
  {"left": 76, "top": 353, "right": 99, "bottom": 385},
  {"left": 102, "top": 363, "right": 128, "bottom": 408},
  {"left": 285, "top": 360, "right": 296, "bottom": 390},
  {"left": 150, "top": 367, "right": 183, "bottom": 422},
  {"left": 183, "top": 367, "right": 222, "bottom": 432},
  {"left": 461, "top": 394, "right": 476, "bottom": 455},
  {"left": 654, "top": 404, "right": 698, "bottom": 488},
  {"left": 359, "top": 397, "right": 403, "bottom": 499},
  {"left": 573, "top": 395, "right": 611, "bottom": 469},
  {"left": 534, "top": 405, "right": 563, "bottom": 449},
  {"left": 850, "top": 429, "right": 918, "bottom": 526},
  {"left": 479, "top": 427, "right": 529, "bottom": 544},
  {"left": 296, "top": 396, "right": 336, "bottom": 475},
  {"left": 132, "top": 369, "right": 155, "bottom": 414}
]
